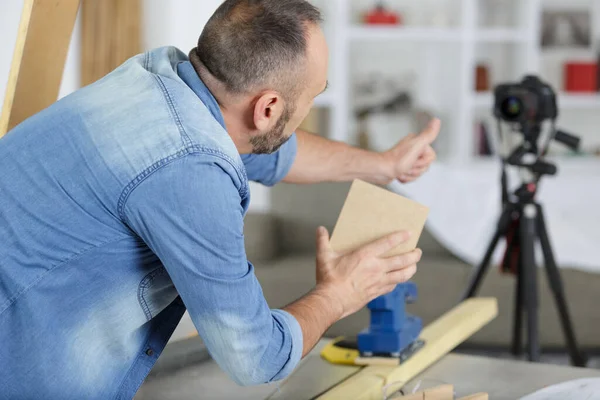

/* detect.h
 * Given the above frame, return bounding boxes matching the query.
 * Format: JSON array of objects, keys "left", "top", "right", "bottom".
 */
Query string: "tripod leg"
[
  {"left": 512, "top": 263, "right": 524, "bottom": 356},
  {"left": 536, "top": 205, "right": 587, "bottom": 367},
  {"left": 461, "top": 205, "right": 514, "bottom": 301},
  {"left": 521, "top": 204, "right": 540, "bottom": 362}
]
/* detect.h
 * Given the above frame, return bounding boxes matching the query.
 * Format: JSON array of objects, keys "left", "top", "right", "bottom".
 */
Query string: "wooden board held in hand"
[{"left": 330, "top": 179, "right": 429, "bottom": 256}]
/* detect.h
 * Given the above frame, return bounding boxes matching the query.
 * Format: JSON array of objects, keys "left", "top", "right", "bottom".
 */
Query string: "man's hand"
[
  {"left": 381, "top": 118, "right": 441, "bottom": 184},
  {"left": 315, "top": 227, "right": 421, "bottom": 319},
  {"left": 282, "top": 227, "right": 420, "bottom": 357}
]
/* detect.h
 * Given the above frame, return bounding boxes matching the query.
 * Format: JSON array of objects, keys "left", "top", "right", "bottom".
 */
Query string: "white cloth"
[
  {"left": 389, "top": 158, "right": 600, "bottom": 274},
  {"left": 520, "top": 378, "right": 600, "bottom": 400}
]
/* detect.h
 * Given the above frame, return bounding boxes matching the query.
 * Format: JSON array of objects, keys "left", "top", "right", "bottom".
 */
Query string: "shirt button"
[{"left": 146, "top": 348, "right": 154, "bottom": 356}]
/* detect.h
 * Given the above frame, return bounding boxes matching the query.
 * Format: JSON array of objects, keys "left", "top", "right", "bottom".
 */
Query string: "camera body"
[{"left": 494, "top": 75, "right": 558, "bottom": 125}]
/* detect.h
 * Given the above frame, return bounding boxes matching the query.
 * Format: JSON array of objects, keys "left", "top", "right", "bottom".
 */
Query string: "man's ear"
[{"left": 253, "top": 91, "right": 283, "bottom": 132}]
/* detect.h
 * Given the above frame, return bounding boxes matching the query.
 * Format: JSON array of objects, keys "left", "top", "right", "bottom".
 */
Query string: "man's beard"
[{"left": 250, "top": 104, "right": 294, "bottom": 154}]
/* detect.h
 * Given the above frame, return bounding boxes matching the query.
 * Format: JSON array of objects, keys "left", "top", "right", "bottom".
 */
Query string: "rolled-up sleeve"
[
  {"left": 123, "top": 153, "right": 302, "bottom": 385},
  {"left": 241, "top": 132, "right": 297, "bottom": 186}
]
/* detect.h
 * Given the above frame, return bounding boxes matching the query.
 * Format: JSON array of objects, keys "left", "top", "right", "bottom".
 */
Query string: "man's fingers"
[
  {"left": 398, "top": 174, "right": 416, "bottom": 183},
  {"left": 381, "top": 284, "right": 398, "bottom": 295},
  {"left": 359, "top": 231, "right": 411, "bottom": 257},
  {"left": 407, "top": 165, "right": 429, "bottom": 176},
  {"left": 417, "top": 118, "right": 441, "bottom": 145},
  {"left": 403, "top": 122, "right": 440, "bottom": 163},
  {"left": 385, "top": 249, "right": 422, "bottom": 272},
  {"left": 414, "top": 146, "right": 436, "bottom": 167},
  {"left": 407, "top": 167, "right": 429, "bottom": 178},
  {"left": 387, "top": 265, "right": 418, "bottom": 285},
  {"left": 402, "top": 169, "right": 424, "bottom": 179},
  {"left": 413, "top": 160, "right": 431, "bottom": 170}
]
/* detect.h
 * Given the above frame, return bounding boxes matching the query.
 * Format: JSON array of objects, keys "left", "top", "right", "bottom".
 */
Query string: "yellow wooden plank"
[
  {"left": 423, "top": 384, "right": 454, "bottom": 400},
  {"left": 457, "top": 393, "right": 489, "bottom": 400},
  {"left": 399, "top": 393, "right": 424, "bottom": 400},
  {"left": 318, "top": 298, "right": 498, "bottom": 400},
  {"left": 0, "top": 0, "right": 80, "bottom": 137}
]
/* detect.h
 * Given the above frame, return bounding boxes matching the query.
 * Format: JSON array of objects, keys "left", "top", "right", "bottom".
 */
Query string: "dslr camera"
[
  {"left": 494, "top": 75, "right": 558, "bottom": 125},
  {"left": 493, "top": 75, "right": 580, "bottom": 153}
]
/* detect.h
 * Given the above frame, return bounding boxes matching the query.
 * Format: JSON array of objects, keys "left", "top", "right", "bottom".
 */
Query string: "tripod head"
[
  {"left": 504, "top": 120, "right": 580, "bottom": 172},
  {"left": 498, "top": 120, "right": 580, "bottom": 181}
]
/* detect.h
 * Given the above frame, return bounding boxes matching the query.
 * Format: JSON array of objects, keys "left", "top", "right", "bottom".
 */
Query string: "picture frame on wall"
[{"left": 541, "top": 10, "right": 592, "bottom": 49}]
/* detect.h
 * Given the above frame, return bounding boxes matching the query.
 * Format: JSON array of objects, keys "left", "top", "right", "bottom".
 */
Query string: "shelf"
[
  {"left": 473, "top": 92, "right": 493, "bottom": 109},
  {"left": 349, "top": 27, "right": 528, "bottom": 43},
  {"left": 475, "top": 29, "right": 530, "bottom": 43},
  {"left": 473, "top": 92, "right": 600, "bottom": 110},
  {"left": 349, "top": 26, "right": 462, "bottom": 42},
  {"left": 558, "top": 94, "right": 600, "bottom": 109}
]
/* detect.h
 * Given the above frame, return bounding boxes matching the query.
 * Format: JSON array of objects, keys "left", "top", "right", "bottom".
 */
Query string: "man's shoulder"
[
  {"left": 59, "top": 46, "right": 246, "bottom": 196},
  {"left": 136, "top": 148, "right": 249, "bottom": 196},
  {"left": 119, "top": 149, "right": 250, "bottom": 220}
]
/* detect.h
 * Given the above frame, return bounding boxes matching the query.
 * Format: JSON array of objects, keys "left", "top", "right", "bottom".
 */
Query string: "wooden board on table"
[
  {"left": 330, "top": 179, "right": 430, "bottom": 256},
  {"left": 317, "top": 298, "right": 498, "bottom": 400},
  {"left": 0, "top": 0, "right": 80, "bottom": 137},
  {"left": 458, "top": 393, "right": 489, "bottom": 400},
  {"left": 401, "top": 386, "right": 488, "bottom": 400}
]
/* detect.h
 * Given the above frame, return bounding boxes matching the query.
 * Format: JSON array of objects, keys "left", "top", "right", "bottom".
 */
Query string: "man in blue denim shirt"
[{"left": 0, "top": 1, "right": 439, "bottom": 399}]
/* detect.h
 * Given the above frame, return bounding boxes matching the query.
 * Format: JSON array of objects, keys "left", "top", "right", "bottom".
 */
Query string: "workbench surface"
[{"left": 136, "top": 340, "right": 600, "bottom": 400}]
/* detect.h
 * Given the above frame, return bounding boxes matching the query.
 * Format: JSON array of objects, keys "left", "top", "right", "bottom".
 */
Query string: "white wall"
[{"left": 143, "top": 0, "right": 222, "bottom": 51}]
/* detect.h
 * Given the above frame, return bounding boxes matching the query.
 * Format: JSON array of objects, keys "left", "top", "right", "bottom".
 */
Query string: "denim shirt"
[{"left": 0, "top": 46, "right": 302, "bottom": 400}]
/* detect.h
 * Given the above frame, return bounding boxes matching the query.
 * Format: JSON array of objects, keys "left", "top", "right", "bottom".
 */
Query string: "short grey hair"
[{"left": 191, "top": 0, "right": 322, "bottom": 98}]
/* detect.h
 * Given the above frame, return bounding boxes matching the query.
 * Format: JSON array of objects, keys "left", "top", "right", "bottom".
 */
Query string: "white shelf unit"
[
  {"left": 313, "top": 0, "right": 599, "bottom": 162},
  {"left": 473, "top": 92, "right": 494, "bottom": 109},
  {"left": 349, "top": 26, "right": 463, "bottom": 42},
  {"left": 558, "top": 94, "right": 600, "bottom": 109},
  {"left": 474, "top": 92, "right": 600, "bottom": 110},
  {"left": 475, "top": 29, "right": 530, "bottom": 43}
]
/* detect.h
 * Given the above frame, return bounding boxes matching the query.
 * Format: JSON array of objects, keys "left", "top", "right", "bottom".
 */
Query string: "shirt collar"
[{"left": 177, "top": 61, "right": 226, "bottom": 130}]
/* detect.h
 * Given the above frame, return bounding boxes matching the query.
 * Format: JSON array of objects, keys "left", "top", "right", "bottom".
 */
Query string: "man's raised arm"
[{"left": 284, "top": 118, "right": 440, "bottom": 185}]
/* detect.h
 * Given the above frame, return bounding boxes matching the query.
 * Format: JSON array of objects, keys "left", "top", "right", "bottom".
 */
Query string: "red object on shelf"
[
  {"left": 364, "top": 5, "right": 401, "bottom": 25},
  {"left": 564, "top": 62, "right": 598, "bottom": 93}
]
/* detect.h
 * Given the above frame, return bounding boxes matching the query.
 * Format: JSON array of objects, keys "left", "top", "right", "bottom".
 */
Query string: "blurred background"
[
  {"left": 2, "top": 0, "right": 600, "bottom": 396},
  {"left": 3, "top": 0, "right": 600, "bottom": 210}
]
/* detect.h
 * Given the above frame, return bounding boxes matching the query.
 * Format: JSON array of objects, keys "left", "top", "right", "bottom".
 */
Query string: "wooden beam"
[
  {"left": 458, "top": 393, "right": 489, "bottom": 400},
  {"left": 80, "top": 0, "right": 141, "bottom": 87},
  {"left": 317, "top": 298, "right": 498, "bottom": 400},
  {"left": 0, "top": 0, "right": 80, "bottom": 137}
]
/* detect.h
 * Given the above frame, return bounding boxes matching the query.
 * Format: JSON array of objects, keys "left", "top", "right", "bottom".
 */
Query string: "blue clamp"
[{"left": 357, "top": 282, "right": 422, "bottom": 356}]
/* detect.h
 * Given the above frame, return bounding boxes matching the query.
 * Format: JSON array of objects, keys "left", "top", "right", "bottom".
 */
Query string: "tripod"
[{"left": 460, "top": 173, "right": 587, "bottom": 366}]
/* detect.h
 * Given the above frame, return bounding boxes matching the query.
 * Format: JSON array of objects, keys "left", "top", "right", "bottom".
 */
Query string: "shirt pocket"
[{"left": 138, "top": 267, "right": 179, "bottom": 320}]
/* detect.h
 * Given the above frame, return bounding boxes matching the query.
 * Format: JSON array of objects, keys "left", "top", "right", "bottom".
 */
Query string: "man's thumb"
[
  {"left": 418, "top": 118, "right": 441, "bottom": 144},
  {"left": 316, "top": 226, "right": 331, "bottom": 252}
]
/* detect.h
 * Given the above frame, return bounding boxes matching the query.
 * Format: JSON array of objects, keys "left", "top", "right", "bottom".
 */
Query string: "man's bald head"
[{"left": 191, "top": 0, "right": 322, "bottom": 99}]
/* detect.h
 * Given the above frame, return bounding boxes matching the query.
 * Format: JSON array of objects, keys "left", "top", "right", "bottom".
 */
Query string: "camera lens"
[{"left": 500, "top": 96, "right": 523, "bottom": 120}]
